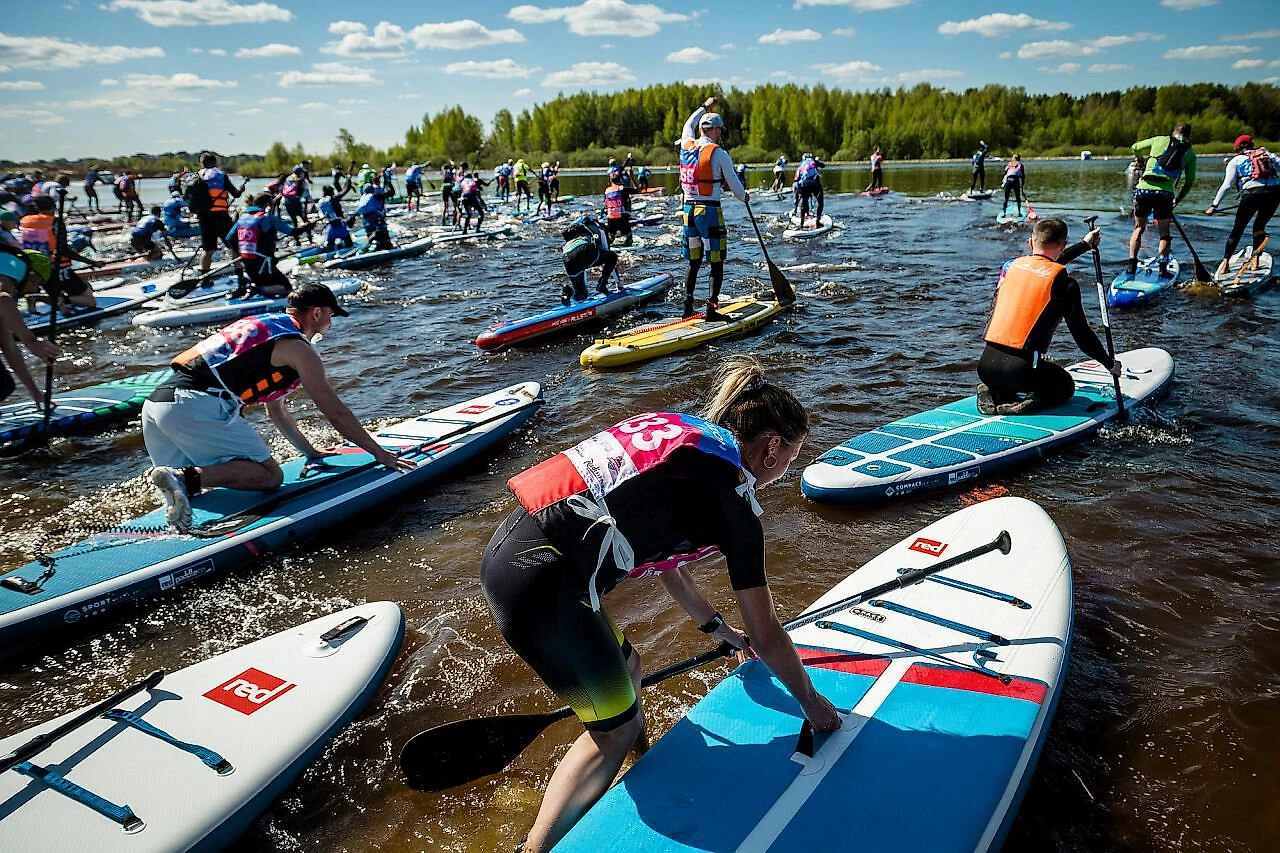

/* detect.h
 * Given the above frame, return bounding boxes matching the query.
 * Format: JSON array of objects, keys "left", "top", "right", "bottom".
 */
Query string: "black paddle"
[
  {"left": 0, "top": 670, "right": 164, "bottom": 774},
  {"left": 744, "top": 198, "right": 795, "bottom": 305},
  {"left": 1084, "top": 216, "right": 1126, "bottom": 421},
  {"left": 399, "top": 529, "right": 1011, "bottom": 792},
  {"left": 1170, "top": 212, "right": 1213, "bottom": 283}
]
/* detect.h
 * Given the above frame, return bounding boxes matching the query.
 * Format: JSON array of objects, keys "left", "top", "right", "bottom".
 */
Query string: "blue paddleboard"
[
  {"left": 0, "top": 369, "right": 174, "bottom": 455},
  {"left": 557, "top": 496, "right": 1072, "bottom": 853},
  {"left": 1107, "top": 257, "right": 1180, "bottom": 307},
  {"left": 802, "top": 348, "right": 1173, "bottom": 503}
]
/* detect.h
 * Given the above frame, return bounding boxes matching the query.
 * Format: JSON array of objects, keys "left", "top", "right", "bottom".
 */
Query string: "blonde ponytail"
[{"left": 702, "top": 355, "right": 808, "bottom": 444}]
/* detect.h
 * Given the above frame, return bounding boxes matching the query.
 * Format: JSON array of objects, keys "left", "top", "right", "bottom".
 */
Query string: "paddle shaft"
[
  {"left": 1234, "top": 236, "right": 1269, "bottom": 287},
  {"left": 1170, "top": 212, "right": 1213, "bottom": 282},
  {"left": 0, "top": 670, "right": 164, "bottom": 775},
  {"left": 744, "top": 198, "right": 796, "bottom": 305},
  {"left": 400, "top": 527, "right": 1013, "bottom": 790},
  {"left": 784, "top": 530, "right": 1012, "bottom": 632},
  {"left": 1084, "top": 216, "right": 1125, "bottom": 419},
  {"left": 193, "top": 397, "right": 543, "bottom": 535}
]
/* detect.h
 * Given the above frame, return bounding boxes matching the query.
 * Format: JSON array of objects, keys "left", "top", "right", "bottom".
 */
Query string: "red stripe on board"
[
  {"left": 242, "top": 540, "right": 259, "bottom": 555},
  {"left": 797, "top": 646, "right": 891, "bottom": 677},
  {"left": 902, "top": 663, "right": 1047, "bottom": 704}
]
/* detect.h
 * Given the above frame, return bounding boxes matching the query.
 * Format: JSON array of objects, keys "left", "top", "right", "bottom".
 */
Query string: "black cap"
[{"left": 289, "top": 282, "right": 350, "bottom": 317}]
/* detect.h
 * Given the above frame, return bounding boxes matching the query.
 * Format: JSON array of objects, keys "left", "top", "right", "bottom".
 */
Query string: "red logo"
[
  {"left": 457, "top": 404, "right": 492, "bottom": 415},
  {"left": 908, "top": 537, "right": 948, "bottom": 557},
  {"left": 203, "top": 667, "right": 296, "bottom": 715}
]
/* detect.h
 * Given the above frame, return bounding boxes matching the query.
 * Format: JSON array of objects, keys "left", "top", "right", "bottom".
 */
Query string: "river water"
[{"left": 1, "top": 158, "right": 1276, "bottom": 852}]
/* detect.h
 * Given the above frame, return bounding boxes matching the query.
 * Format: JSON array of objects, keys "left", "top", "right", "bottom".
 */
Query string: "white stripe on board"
[{"left": 734, "top": 657, "right": 913, "bottom": 853}]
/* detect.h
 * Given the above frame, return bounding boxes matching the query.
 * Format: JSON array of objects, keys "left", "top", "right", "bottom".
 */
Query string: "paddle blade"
[
  {"left": 1193, "top": 257, "right": 1213, "bottom": 284},
  {"left": 400, "top": 709, "right": 569, "bottom": 792},
  {"left": 768, "top": 261, "right": 796, "bottom": 306}
]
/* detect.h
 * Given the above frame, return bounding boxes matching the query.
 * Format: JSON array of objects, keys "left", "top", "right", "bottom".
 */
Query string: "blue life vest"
[
  {"left": 796, "top": 158, "right": 820, "bottom": 189},
  {"left": 131, "top": 214, "right": 165, "bottom": 241}
]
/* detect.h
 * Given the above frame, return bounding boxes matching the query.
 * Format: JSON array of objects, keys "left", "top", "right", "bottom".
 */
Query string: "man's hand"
[
  {"left": 373, "top": 448, "right": 415, "bottom": 473},
  {"left": 1110, "top": 359, "right": 1124, "bottom": 378},
  {"left": 1083, "top": 228, "right": 1101, "bottom": 248},
  {"left": 27, "top": 337, "right": 58, "bottom": 361},
  {"left": 703, "top": 96, "right": 718, "bottom": 110}
]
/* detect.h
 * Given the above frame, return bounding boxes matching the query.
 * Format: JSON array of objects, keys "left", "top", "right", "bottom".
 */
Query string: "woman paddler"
[{"left": 480, "top": 355, "right": 841, "bottom": 852}]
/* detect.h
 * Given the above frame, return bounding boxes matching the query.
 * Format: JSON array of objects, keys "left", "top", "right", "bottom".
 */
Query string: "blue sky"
[{"left": 1, "top": 0, "right": 1276, "bottom": 161}]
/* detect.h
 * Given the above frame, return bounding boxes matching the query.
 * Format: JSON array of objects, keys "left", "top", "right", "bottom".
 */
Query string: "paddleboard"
[
  {"left": 1215, "top": 248, "right": 1274, "bottom": 297},
  {"left": 962, "top": 190, "right": 993, "bottom": 200},
  {"left": 433, "top": 224, "right": 514, "bottom": 244},
  {"left": 783, "top": 214, "right": 834, "bottom": 239},
  {"left": 21, "top": 278, "right": 172, "bottom": 335},
  {"left": 639, "top": 187, "right": 666, "bottom": 196},
  {"left": 861, "top": 187, "right": 891, "bottom": 197},
  {"left": 554, "top": 195, "right": 576, "bottom": 204},
  {"left": 0, "top": 602, "right": 404, "bottom": 851},
  {"left": 557, "top": 495, "right": 1072, "bottom": 853},
  {"left": 131, "top": 278, "right": 361, "bottom": 329},
  {"left": 580, "top": 295, "right": 787, "bottom": 369},
  {"left": 629, "top": 213, "right": 664, "bottom": 228},
  {"left": 0, "top": 369, "right": 173, "bottom": 456},
  {"left": 321, "top": 235, "right": 433, "bottom": 270},
  {"left": 996, "top": 209, "right": 1029, "bottom": 225},
  {"left": 0, "top": 382, "right": 542, "bottom": 644},
  {"left": 523, "top": 208, "right": 566, "bottom": 224},
  {"left": 752, "top": 189, "right": 790, "bottom": 201},
  {"left": 78, "top": 257, "right": 176, "bottom": 282},
  {"left": 802, "top": 347, "right": 1173, "bottom": 503},
  {"left": 1107, "top": 257, "right": 1180, "bottom": 307},
  {"left": 476, "top": 273, "right": 674, "bottom": 350}
]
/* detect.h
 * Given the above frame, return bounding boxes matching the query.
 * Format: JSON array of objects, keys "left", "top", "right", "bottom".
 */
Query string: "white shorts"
[{"left": 142, "top": 388, "right": 273, "bottom": 468}]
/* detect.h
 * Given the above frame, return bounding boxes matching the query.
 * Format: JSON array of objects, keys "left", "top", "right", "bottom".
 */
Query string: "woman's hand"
[{"left": 710, "top": 621, "right": 752, "bottom": 660}]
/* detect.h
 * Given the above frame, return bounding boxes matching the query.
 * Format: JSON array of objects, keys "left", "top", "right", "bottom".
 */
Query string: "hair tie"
[{"left": 746, "top": 377, "right": 767, "bottom": 392}]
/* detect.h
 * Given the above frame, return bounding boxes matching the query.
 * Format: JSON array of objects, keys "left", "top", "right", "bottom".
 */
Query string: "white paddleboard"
[
  {"left": 0, "top": 602, "right": 404, "bottom": 852},
  {"left": 1215, "top": 248, "right": 1274, "bottom": 296},
  {"left": 132, "top": 277, "right": 361, "bottom": 328},
  {"left": 783, "top": 214, "right": 834, "bottom": 239},
  {"left": 557, "top": 496, "right": 1071, "bottom": 852}
]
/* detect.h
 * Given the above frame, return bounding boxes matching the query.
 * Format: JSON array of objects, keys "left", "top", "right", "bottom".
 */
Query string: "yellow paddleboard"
[{"left": 580, "top": 295, "right": 787, "bottom": 368}]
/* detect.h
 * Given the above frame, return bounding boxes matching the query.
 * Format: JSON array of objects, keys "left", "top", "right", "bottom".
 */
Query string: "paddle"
[
  {"left": 0, "top": 670, "right": 164, "bottom": 775},
  {"left": 1023, "top": 189, "right": 1038, "bottom": 221},
  {"left": 39, "top": 192, "right": 68, "bottom": 434},
  {"left": 744, "top": 198, "right": 796, "bottom": 305},
  {"left": 1233, "top": 235, "right": 1269, "bottom": 289},
  {"left": 188, "top": 397, "right": 543, "bottom": 538},
  {"left": 1083, "top": 216, "right": 1126, "bottom": 421},
  {"left": 399, "top": 529, "right": 1011, "bottom": 792},
  {"left": 1170, "top": 212, "right": 1213, "bottom": 283}
]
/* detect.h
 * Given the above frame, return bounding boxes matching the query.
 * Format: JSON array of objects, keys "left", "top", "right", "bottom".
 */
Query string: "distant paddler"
[
  {"left": 1127, "top": 122, "right": 1196, "bottom": 278},
  {"left": 0, "top": 248, "right": 60, "bottom": 407},
  {"left": 1204, "top": 133, "right": 1280, "bottom": 279}
]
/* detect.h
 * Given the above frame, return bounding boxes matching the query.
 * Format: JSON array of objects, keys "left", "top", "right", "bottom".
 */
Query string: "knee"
[{"left": 261, "top": 460, "right": 285, "bottom": 490}]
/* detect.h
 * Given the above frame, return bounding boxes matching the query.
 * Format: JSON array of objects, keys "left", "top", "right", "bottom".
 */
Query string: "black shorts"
[
  {"left": 480, "top": 507, "right": 639, "bottom": 732},
  {"left": 1133, "top": 189, "right": 1175, "bottom": 221},
  {"left": 283, "top": 197, "right": 304, "bottom": 218},
  {"left": 198, "top": 211, "right": 234, "bottom": 251},
  {"left": 130, "top": 235, "right": 156, "bottom": 253},
  {"left": 57, "top": 267, "right": 90, "bottom": 297},
  {"left": 245, "top": 258, "right": 290, "bottom": 291}
]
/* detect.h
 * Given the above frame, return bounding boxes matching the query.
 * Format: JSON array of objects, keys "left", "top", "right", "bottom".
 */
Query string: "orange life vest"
[
  {"left": 679, "top": 140, "right": 719, "bottom": 197},
  {"left": 18, "top": 214, "right": 71, "bottom": 268},
  {"left": 984, "top": 255, "right": 1062, "bottom": 349}
]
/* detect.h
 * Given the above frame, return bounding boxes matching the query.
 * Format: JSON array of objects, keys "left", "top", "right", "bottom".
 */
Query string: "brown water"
[{"left": 2, "top": 159, "right": 1277, "bottom": 851}]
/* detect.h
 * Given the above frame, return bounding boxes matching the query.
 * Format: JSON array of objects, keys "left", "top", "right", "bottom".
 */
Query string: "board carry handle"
[{"left": 0, "top": 669, "right": 164, "bottom": 775}]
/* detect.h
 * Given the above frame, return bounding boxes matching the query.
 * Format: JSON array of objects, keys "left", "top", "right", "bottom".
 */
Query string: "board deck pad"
[
  {"left": 0, "top": 382, "right": 542, "bottom": 643},
  {"left": 0, "top": 369, "right": 174, "bottom": 453},
  {"left": 1108, "top": 257, "right": 1180, "bottom": 307},
  {"left": 802, "top": 348, "right": 1173, "bottom": 503},
  {"left": 0, "top": 602, "right": 404, "bottom": 852},
  {"left": 784, "top": 214, "right": 833, "bottom": 239},
  {"left": 1215, "top": 249, "right": 1273, "bottom": 296},
  {"left": 580, "top": 296, "right": 786, "bottom": 368},
  {"left": 476, "top": 273, "right": 673, "bottom": 350},
  {"left": 557, "top": 496, "right": 1072, "bottom": 852}
]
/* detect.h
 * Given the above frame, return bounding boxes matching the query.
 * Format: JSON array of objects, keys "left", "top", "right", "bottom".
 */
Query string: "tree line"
[{"left": 5, "top": 81, "right": 1276, "bottom": 178}]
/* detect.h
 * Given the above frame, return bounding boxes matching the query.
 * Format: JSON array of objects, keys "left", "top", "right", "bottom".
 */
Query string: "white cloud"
[
  {"left": 1088, "top": 63, "right": 1132, "bottom": 72},
  {"left": 0, "top": 80, "right": 45, "bottom": 90},
  {"left": 999, "top": 51, "right": 1011, "bottom": 59},
  {"left": 793, "top": 0, "right": 912, "bottom": 8},
  {"left": 684, "top": 77, "right": 724, "bottom": 86},
  {"left": 0, "top": 33, "right": 165, "bottom": 69},
  {"left": 1164, "top": 44, "right": 1258, "bottom": 60},
  {"left": 1018, "top": 32, "right": 1164, "bottom": 59},
  {"left": 120, "top": 72, "right": 237, "bottom": 89},
  {"left": 105, "top": 0, "right": 293, "bottom": 27},
  {"left": 408, "top": 19, "right": 527, "bottom": 48},
  {"left": 938, "top": 13, "right": 1071, "bottom": 38},
  {"left": 667, "top": 47, "right": 719, "bottom": 63},
  {"left": 893, "top": 68, "right": 963, "bottom": 82},
  {"left": 1220, "top": 29, "right": 1280, "bottom": 40},
  {"left": 513, "top": 87, "right": 534, "bottom": 97},
  {"left": 720, "top": 42, "right": 736, "bottom": 49},
  {"left": 243, "top": 106, "right": 264, "bottom": 114},
  {"left": 542, "top": 61, "right": 635, "bottom": 87},
  {"left": 508, "top": 0, "right": 687, "bottom": 38},
  {"left": 300, "top": 101, "right": 328, "bottom": 111},
  {"left": 810, "top": 60, "right": 881, "bottom": 79},
  {"left": 0, "top": 106, "right": 66, "bottom": 125},
  {"left": 321, "top": 21, "right": 408, "bottom": 58},
  {"left": 444, "top": 59, "right": 539, "bottom": 78},
  {"left": 1040, "top": 63, "right": 1080, "bottom": 73},
  {"left": 278, "top": 61, "right": 380, "bottom": 88},
  {"left": 337, "top": 97, "right": 369, "bottom": 104},
  {"left": 258, "top": 96, "right": 287, "bottom": 104},
  {"left": 208, "top": 48, "right": 227, "bottom": 56},
  {"left": 1232, "top": 58, "right": 1280, "bottom": 69},
  {"left": 770, "top": 70, "right": 798, "bottom": 79},
  {"left": 832, "top": 28, "right": 856, "bottom": 37},
  {"left": 100, "top": 78, "right": 120, "bottom": 86},
  {"left": 1160, "top": 0, "right": 1217, "bottom": 8},
  {"left": 759, "top": 28, "right": 822, "bottom": 45},
  {"left": 235, "top": 42, "right": 301, "bottom": 58}
]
